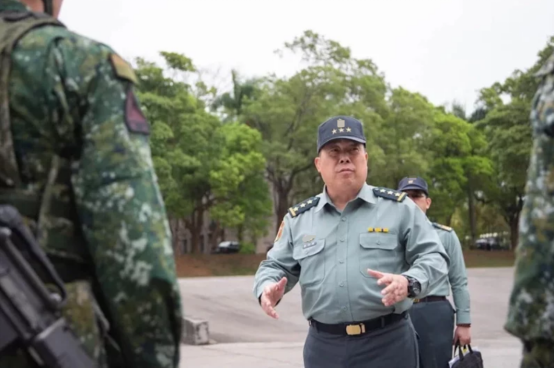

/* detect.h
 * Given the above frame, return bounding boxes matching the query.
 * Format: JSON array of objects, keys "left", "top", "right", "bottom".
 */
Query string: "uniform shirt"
[
  {"left": 253, "top": 183, "right": 450, "bottom": 324},
  {"left": 429, "top": 222, "right": 471, "bottom": 325},
  {"left": 0, "top": 1, "right": 182, "bottom": 367},
  {"left": 505, "top": 50, "right": 554, "bottom": 344}
]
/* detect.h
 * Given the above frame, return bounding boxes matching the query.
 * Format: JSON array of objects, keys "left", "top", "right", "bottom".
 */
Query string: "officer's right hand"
[{"left": 260, "top": 277, "right": 288, "bottom": 319}]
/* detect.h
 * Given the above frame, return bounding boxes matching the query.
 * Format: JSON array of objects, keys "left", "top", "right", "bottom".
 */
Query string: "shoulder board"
[
  {"left": 432, "top": 222, "right": 452, "bottom": 232},
  {"left": 373, "top": 187, "right": 407, "bottom": 202},
  {"left": 288, "top": 196, "right": 320, "bottom": 218}
]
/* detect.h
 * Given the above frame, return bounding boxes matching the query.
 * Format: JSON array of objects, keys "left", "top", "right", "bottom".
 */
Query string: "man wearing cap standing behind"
[
  {"left": 398, "top": 177, "right": 472, "bottom": 368},
  {"left": 253, "top": 115, "right": 450, "bottom": 368}
]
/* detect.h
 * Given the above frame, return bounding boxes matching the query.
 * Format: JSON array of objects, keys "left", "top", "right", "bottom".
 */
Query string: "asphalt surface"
[{"left": 179, "top": 267, "right": 524, "bottom": 368}]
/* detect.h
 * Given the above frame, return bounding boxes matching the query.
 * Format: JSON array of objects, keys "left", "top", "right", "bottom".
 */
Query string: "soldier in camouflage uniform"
[
  {"left": 505, "top": 51, "right": 554, "bottom": 367},
  {"left": 0, "top": 0, "right": 183, "bottom": 367}
]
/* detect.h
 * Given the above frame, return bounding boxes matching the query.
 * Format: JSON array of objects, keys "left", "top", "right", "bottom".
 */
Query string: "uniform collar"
[
  {"left": 0, "top": 0, "right": 29, "bottom": 12},
  {"left": 316, "top": 182, "right": 376, "bottom": 212}
]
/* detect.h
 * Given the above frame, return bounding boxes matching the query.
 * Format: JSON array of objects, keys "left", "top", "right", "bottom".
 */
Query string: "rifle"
[{"left": 0, "top": 205, "right": 97, "bottom": 368}]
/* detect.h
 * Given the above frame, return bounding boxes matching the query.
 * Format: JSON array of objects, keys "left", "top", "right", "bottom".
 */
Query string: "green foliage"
[
  {"left": 129, "top": 31, "right": 554, "bottom": 254},
  {"left": 239, "top": 242, "right": 256, "bottom": 254},
  {"left": 135, "top": 52, "right": 271, "bottom": 253}
]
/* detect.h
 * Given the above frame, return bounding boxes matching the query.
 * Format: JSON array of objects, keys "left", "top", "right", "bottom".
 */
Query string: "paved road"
[{"left": 179, "top": 267, "right": 523, "bottom": 367}]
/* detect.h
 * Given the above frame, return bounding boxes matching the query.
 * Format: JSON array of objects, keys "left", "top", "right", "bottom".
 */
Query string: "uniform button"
[
  {"left": 340, "top": 238, "right": 345, "bottom": 242},
  {"left": 342, "top": 306, "right": 347, "bottom": 310},
  {"left": 341, "top": 217, "right": 347, "bottom": 222},
  {"left": 339, "top": 282, "right": 344, "bottom": 287},
  {"left": 376, "top": 241, "right": 381, "bottom": 245},
  {"left": 339, "top": 260, "right": 344, "bottom": 264}
]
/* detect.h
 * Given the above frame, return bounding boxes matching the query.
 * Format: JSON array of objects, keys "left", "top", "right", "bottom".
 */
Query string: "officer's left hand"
[
  {"left": 367, "top": 269, "right": 408, "bottom": 306},
  {"left": 453, "top": 326, "right": 471, "bottom": 345}
]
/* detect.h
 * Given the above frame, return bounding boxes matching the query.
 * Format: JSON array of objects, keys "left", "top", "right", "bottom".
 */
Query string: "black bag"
[{"left": 451, "top": 343, "right": 484, "bottom": 368}]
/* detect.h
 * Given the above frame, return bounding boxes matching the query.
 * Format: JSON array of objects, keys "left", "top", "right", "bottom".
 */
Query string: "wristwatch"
[{"left": 404, "top": 276, "right": 421, "bottom": 298}]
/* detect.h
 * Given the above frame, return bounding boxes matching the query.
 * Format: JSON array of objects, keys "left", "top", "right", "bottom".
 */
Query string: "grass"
[
  {"left": 463, "top": 249, "right": 515, "bottom": 268},
  {"left": 175, "top": 249, "right": 515, "bottom": 278}
]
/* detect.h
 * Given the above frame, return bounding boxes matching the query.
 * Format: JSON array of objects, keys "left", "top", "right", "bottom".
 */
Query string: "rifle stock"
[{"left": 0, "top": 205, "right": 97, "bottom": 368}]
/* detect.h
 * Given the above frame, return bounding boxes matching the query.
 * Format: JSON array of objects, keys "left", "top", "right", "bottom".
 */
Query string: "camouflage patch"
[
  {"left": 109, "top": 53, "right": 138, "bottom": 84},
  {"left": 124, "top": 89, "right": 150, "bottom": 135}
]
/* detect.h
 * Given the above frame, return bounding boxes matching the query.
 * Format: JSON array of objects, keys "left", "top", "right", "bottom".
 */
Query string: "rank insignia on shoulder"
[
  {"left": 288, "top": 196, "right": 320, "bottom": 218},
  {"left": 373, "top": 187, "right": 406, "bottom": 202},
  {"left": 432, "top": 222, "right": 452, "bottom": 232}
]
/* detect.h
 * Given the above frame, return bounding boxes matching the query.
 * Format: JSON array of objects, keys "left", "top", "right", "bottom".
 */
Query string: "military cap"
[
  {"left": 397, "top": 177, "right": 429, "bottom": 197},
  {"left": 317, "top": 116, "right": 366, "bottom": 152}
]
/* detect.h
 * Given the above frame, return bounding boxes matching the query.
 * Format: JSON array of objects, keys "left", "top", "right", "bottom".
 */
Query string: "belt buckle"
[
  {"left": 346, "top": 323, "right": 365, "bottom": 335},
  {"left": 413, "top": 298, "right": 420, "bottom": 303}
]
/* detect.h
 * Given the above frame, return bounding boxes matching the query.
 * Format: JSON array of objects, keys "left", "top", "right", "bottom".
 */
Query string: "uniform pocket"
[
  {"left": 293, "top": 239, "right": 325, "bottom": 286},
  {"left": 358, "top": 233, "right": 398, "bottom": 278}
]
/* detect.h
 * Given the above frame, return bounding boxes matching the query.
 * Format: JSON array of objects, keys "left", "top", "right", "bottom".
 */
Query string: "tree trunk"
[
  {"left": 168, "top": 218, "right": 179, "bottom": 254},
  {"left": 509, "top": 215, "right": 519, "bottom": 250},
  {"left": 467, "top": 180, "right": 477, "bottom": 246},
  {"left": 445, "top": 212, "right": 453, "bottom": 227},
  {"left": 186, "top": 208, "right": 204, "bottom": 254},
  {"left": 237, "top": 224, "right": 244, "bottom": 243},
  {"left": 273, "top": 182, "right": 292, "bottom": 234},
  {"left": 210, "top": 221, "right": 221, "bottom": 252},
  {"left": 504, "top": 195, "right": 524, "bottom": 250}
]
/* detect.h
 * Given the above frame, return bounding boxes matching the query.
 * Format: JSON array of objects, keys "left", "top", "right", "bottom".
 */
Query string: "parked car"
[
  {"left": 473, "top": 236, "right": 508, "bottom": 251},
  {"left": 213, "top": 241, "right": 240, "bottom": 254}
]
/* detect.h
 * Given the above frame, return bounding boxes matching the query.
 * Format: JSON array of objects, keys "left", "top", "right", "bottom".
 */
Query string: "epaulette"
[
  {"left": 432, "top": 222, "right": 452, "bottom": 232},
  {"left": 373, "top": 187, "right": 407, "bottom": 202},
  {"left": 288, "top": 196, "right": 320, "bottom": 218}
]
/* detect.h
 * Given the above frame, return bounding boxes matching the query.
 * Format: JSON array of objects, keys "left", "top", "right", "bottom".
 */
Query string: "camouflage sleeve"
[
  {"left": 46, "top": 36, "right": 183, "bottom": 367},
  {"left": 505, "top": 54, "right": 554, "bottom": 350}
]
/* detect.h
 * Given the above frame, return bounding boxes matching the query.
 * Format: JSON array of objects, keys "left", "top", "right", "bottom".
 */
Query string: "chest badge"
[{"left": 302, "top": 234, "right": 316, "bottom": 248}]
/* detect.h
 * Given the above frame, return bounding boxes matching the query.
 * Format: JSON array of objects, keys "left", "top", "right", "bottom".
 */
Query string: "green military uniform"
[
  {"left": 505, "top": 51, "right": 554, "bottom": 366},
  {"left": 253, "top": 115, "right": 450, "bottom": 368},
  {"left": 0, "top": 1, "right": 182, "bottom": 367}
]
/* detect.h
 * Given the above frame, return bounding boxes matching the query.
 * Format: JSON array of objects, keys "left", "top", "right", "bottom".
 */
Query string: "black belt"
[
  {"left": 309, "top": 311, "right": 407, "bottom": 336},
  {"left": 413, "top": 295, "right": 446, "bottom": 304}
]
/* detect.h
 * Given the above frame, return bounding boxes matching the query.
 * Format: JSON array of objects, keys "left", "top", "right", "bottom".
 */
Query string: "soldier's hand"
[
  {"left": 453, "top": 326, "right": 471, "bottom": 345},
  {"left": 367, "top": 269, "right": 408, "bottom": 307},
  {"left": 260, "top": 277, "right": 288, "bottom": 319}
]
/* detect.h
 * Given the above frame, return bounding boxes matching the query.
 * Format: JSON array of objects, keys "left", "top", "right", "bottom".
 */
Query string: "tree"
[
  {"left": 241, "top": 31, "right": 390, "bottom": 229},
  {"left": 135, "top": 52, "right": 270, "bottom": 253},
  {"left": 471, "top": 36, "right": 554, "bottom": 248}
]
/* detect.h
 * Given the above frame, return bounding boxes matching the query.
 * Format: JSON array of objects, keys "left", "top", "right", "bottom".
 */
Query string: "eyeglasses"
[{"left": 406, "top": 192, "right": 427, "bottom": 199}]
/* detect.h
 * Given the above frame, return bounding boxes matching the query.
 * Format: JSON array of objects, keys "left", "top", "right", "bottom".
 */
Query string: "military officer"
[
  {"left": 397, "top": 177, "right": 471, "bottom": 368},
  {"left": 253, "top": 116, "right": 450, "bottom": 368}
]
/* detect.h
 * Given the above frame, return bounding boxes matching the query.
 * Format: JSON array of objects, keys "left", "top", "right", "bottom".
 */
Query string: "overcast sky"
[{"left": 60, "top": 0, "right": 554, "bottom": 113}]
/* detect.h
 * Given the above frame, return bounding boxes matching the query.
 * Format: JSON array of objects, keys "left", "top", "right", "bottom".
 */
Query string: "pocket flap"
[{"left": 359, "top": 233, "right": 397, "bottom": 250}]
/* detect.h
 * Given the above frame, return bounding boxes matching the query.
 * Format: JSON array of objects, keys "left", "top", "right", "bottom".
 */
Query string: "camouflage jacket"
[
  {"left": 0, "top": 1, "right": 182, "bottom": 367},
  {"left": 505, "top": 51, "right": 554, "bottom": 356}
]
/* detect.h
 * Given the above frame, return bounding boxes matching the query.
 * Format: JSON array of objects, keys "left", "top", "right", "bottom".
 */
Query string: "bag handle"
[{"left": 455, "top": 342, "right": 474, "bottom": 360}]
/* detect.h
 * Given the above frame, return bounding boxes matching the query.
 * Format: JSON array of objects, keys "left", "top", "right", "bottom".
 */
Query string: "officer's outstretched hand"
[
  {"left": 367, "top": 269, "right": 408, "bottom": 307},
  {"left": 260, "top": 277, "right": 288, "bottom": 319}
]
